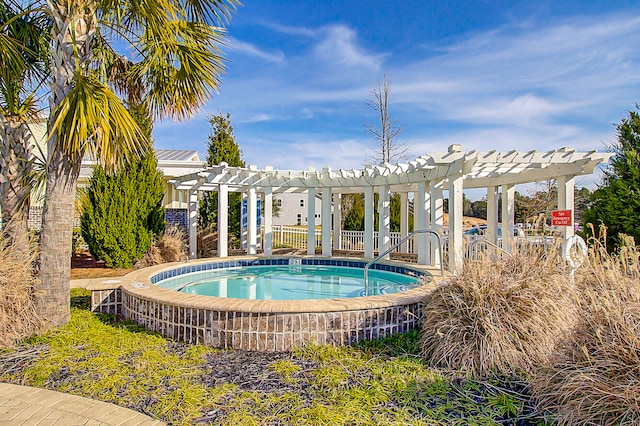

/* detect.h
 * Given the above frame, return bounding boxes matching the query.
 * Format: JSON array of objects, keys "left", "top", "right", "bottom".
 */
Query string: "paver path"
[{"left": 0, "top": 383, "right": 165, "bottom": 425}]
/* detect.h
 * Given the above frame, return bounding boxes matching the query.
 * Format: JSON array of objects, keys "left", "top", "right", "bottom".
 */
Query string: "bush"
[
  {"left": 0, "top": 237, "right": 45, "bottom": 347},
  {"left": 80, "top": 152, "right": 165, "bottom": 268},
  {"left": 421, "top": 244, "right": 577, "bottom": 376},
  {"left": 532, "top": 233, "right": 640, "bottom": 425}
]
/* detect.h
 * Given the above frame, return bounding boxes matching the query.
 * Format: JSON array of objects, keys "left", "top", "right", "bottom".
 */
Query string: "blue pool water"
[{"left": 156, "top": 265, "right": 421, "bottom": 300}]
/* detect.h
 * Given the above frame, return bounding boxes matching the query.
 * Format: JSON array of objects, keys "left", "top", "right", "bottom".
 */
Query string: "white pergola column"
[
  {"left": 307, "top": 188, "right": 316, "bottom": 255},
  {"left": 501, "top": 183, "right": 515, "bottom": 253},
  {"left": 377, "top": 185, "right": 391, "bottom": 259},
  {"left": 321, "top": 187, "right": 332, "bottom": 256},
  {"left": 217, "top": 184, "right": 228, "bottom": 257},
  {"left": 431, "top": 180, "right": 444, "bottom": 267},
  {"left": 486, "top": 185, "right": 499, "bottom": 245},
  {"left": 448, "top": 174, "right": 464, "bottom": 271},
  {"left": 263, "top": 187, "right": 273, "bottom": 255},
  {"left": 400, "top": 192, "right": 409, "bottom": 252},
  {"left": 247, "top": 187, "right": 258, "bottom": 255},
  {"left": 188, "top": 190, "right": 198, "bottom": 259},
  {"left": 364, "top": 187, "right": 374, "bottom": 259},
  {"left": 557, "top": 175, "right": 575, "bottom": 239},
  {"left": 415, "top": 182, "right": 428, "bottom": 264},
  {"left": 332, "top": 193, "right": 342, "bottom": 250}
]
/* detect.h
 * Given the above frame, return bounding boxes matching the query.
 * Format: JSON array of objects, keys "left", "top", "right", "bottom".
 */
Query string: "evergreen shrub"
[{"left": 80, "top": 152, "right": 165, "bottom": 268}]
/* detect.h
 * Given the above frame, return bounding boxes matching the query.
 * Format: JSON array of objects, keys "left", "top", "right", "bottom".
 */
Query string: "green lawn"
[{"left": 0, "top": 289, "right": 548, "bottom": 425}]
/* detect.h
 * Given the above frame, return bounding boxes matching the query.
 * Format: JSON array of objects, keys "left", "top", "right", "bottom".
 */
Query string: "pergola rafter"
[{"left": 170, "top": 145, "right": 612, "bottom": 271}]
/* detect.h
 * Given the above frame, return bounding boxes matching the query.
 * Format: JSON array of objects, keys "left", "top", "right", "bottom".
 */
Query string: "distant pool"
[{"left": 156, "top": 264, "right": 421, "bottom": 300}]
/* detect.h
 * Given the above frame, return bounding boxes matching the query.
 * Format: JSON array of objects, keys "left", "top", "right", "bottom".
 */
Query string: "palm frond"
[
  {"left": 50, "top": 73, "right": 149, "bottom": 170},
  {"left": 140, "top": 21, "right": 227, "bottom": 120}
]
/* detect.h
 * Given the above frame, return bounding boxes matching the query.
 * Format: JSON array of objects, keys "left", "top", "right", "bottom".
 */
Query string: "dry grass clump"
[
  {"left": 135, "top": 225, "right": 187, "bottom": 268},
  {"left": 533, "top": 232, "right": 640, "bottom": 425},
  {"left": 0, "top": 237, "right": 45, "bottom": 347},
  {"left": 421, "top": 244, "right": 577, "bottom": 376}
]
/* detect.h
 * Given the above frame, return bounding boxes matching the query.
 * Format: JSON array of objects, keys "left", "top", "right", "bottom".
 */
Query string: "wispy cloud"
[
  {"left": 313, "top": 25, "right": 385, "bottom": 71},
  {"left": 227, "top": 37, "right": 285, "bottom": 63}
]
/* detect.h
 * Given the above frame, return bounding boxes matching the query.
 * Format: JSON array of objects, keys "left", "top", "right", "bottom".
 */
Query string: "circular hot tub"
[{"left": 89, "top": 256, "right": 438, "bottom": 351}]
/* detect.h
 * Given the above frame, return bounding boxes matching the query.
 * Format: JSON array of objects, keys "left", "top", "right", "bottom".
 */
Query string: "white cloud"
[
  {"left": 228, "top": 37, "right": 285, "bottom": 63},
  {"left": 313, "top": 25, "right": 385, "bottom": 71}
]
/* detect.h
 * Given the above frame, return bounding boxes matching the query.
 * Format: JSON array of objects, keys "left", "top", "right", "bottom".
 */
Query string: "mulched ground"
[{"left": 70, "top": 251, "right": 134, "bottom": 279}]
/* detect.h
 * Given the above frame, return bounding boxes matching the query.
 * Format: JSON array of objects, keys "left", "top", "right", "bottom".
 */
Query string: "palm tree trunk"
[
  {"left": 37, "top": 150, "right": 80, "bottom": 326},
  {"left": 37, "top": 0, "right": 96, "bottom": 327},
  {"left": 0, "top": 118, "right": 32, "bottom": 252}
]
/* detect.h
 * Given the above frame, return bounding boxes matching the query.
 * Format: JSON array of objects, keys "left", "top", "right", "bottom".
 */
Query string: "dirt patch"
[{"left": 71, "top": 251, "right": 134, "bottom": 280}]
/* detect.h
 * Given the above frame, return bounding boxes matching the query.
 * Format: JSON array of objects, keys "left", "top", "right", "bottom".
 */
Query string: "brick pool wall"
[{"left": 90, "top": 257, "right": 435, "bottom": 351}]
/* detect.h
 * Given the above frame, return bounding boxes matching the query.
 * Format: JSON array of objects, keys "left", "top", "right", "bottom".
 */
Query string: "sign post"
[{"left": 552, "top": 209, "right": 572, "bottom": 227}]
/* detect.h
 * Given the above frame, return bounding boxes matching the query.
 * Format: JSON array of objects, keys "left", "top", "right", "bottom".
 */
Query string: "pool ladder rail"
[{"left": 363, "top": 229, "right": 444, "bottom": 295}]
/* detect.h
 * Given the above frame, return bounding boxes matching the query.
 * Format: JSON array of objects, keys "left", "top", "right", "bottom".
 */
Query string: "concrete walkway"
[{"left": 0, "top": 383, "right": 165, "bottom": 425}]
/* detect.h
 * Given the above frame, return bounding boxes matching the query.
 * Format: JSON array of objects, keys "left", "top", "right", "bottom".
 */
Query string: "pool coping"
[{"left": 87, "top": 255, "right": 442, "bottom": 314}]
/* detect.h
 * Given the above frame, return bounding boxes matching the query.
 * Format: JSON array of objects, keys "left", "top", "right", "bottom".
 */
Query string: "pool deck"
[{"left": 0, "top": 382, "right": 164, "bottom": 425}]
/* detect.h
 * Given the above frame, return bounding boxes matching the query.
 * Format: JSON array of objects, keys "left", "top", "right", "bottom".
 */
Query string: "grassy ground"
[{"left": 0, "top": 289, "right": 548, "bottom": 426}]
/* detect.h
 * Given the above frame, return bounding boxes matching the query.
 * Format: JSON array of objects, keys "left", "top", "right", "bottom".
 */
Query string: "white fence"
[
  {"left": 272, "top": 225, "right": 322, "bottom": 249},
  {"left": 272, "top": 226, "right": 416, "bottom": 253}
]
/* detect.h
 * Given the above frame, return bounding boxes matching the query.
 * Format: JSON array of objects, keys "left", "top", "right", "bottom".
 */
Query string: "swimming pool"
[{"left": 156, "top": 264, "right": 421, "bottom": 299}]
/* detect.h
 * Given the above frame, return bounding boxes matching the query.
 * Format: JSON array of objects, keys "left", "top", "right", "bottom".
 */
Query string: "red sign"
[{"left": 552, "top": 209, "right": 573, "bottom": 226}]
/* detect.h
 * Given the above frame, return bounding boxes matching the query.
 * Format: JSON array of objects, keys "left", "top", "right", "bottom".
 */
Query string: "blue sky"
[{"left": 153, "top": 0, "right": 640, "bottom": 189}]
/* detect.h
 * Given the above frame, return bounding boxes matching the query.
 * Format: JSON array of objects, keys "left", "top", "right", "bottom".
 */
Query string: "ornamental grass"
[
  {"left": 135, "top": 225, "right": 186, "bottom": 268},
  {"left": 421, "top": 242, "right": 577, "bottom": 376},
  {"left": 532, "top": 230, "right": 640, "bottom": 425},
  {"left": 0, "top": 236, "right": 45, "bottom": 347}
]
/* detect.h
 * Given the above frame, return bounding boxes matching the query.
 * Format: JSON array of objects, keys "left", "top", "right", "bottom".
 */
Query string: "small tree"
[
  {"left": 80, "top": 107, "right": 165, "bottom": 268},
  {"left": 582, "top": 107, "right": 640, "bottom": 248},
  {"left": 365, "top": 74, "right": 407, "bottom": 164},
  {"left": 199, "top": 112, "right": 245, "bottom": 240}
]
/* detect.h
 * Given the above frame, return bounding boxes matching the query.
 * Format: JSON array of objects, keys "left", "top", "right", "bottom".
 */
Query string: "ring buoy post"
[{"left": 562, "top": 235, "right": 588, "bottom": 270}]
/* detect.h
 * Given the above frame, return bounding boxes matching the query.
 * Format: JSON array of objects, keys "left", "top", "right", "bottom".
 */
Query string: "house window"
[
  {"left": 296, "top": 214, "right": 302, "bottom": 225},
  {"left": 315, "top": 214, "right": 320, "bottom": 218},
  {"left": 276, "top": 198, "right": 282, "bottom": 207},
  {"left": 300, "top": 199, "right": 305, "bottom": 207}
]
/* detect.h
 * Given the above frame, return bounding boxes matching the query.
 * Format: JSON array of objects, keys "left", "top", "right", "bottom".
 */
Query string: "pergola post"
[
  {"left": 307, "top": 188, "right": 316, "bottom": 255},
  {"left": 188, "top": 189, "right": 198, "bottom": 259},
  {"left": 431, "top": 180, "right": 444, "bottom": 268},
  {"left": 217, "top": 184, "right": 228, "bottom": 257},
  {"left": 332, "top": 193, "right": 342, "bottom": 250},
  {"left": 415, "top": 181, "right": 428, "bottom": 264},
  {"left": 486, "top": 185, "right": 499, "bottom": 245},
  {"left": 322, "top": 187, "right": 332, "bottom": 256},
  {"left": 247, "top": 187, "right": 258, "bottom": 255},
  {"left": 364, "top": 187, "right": 374, "bottom": 258},
  {"left": 501, "top": 183, "right": 515, "bottom": 253},
  {"left": 448, "top": 174, "right": 464, "bottom": 271},
  {"left": 400, "top": 192, "right": 409, "bottom": 253},
  {"left": 378, "top": 185, "right": 391, "bottom": 259},
  {"left": 557, "top": 175, "right": 575, "bottom": 239},
  {"left": 263, "top": 187, "right": 273, "bottom": 255}
]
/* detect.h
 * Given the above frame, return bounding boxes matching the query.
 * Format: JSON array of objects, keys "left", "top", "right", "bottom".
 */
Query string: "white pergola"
[{"left": 171, "top": 145, "right": 612, "bottom": 271}]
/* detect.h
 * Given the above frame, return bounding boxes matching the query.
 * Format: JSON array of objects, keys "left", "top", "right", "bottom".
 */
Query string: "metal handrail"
[
  {"left": 467, "top": 238, "right": 513, "bottom": 260},
  {"left": 363, "top": 229, "right": 444, "bottom": 295}
]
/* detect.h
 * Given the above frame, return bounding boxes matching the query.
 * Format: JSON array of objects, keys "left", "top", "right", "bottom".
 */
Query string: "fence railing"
[
  {"left": 272, "top": 225, "right": 322, "bottom": 249},
  {"left": 272, "top": 226, "right": 416, "bottom": 253}
]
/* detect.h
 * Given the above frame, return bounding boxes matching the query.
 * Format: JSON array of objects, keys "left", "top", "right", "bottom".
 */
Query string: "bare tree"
[{"left": 365, "top": 74, "right": 408, "bottom": 164}]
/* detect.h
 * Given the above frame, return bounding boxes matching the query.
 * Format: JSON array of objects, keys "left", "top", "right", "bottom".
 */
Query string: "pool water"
[{"left": 156, "top": 265, "right": 421, "bottom": 300}]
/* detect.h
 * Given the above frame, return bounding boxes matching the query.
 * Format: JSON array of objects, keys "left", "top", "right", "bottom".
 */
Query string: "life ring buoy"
[{"left": 562, "top": 235, "right": 588, "bottom": 269}]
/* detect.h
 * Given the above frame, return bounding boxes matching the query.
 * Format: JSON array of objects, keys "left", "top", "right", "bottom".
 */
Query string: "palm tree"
[
  {"left": 36, "top": 0, "right": 238, "bottom": 327},
  {"left": 0, "top": 1, "right": 50, "bottom": 251}
]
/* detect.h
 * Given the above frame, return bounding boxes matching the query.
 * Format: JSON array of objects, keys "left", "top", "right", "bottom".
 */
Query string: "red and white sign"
[{"left": 552, "top": 209, "right": 573, "bottom": 226}]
